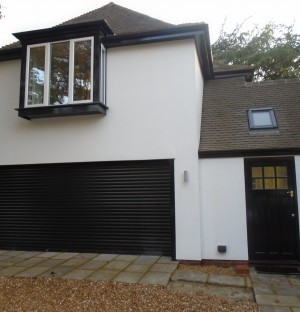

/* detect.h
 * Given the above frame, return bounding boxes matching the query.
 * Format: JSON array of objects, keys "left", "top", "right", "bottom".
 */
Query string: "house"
[{"left": 0, "top": 2, "right": 299, "bottom": 264}]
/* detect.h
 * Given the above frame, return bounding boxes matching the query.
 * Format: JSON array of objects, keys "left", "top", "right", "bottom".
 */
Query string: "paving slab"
[
  {"left": 103, "top": 260, "right": 131, "bottom": 271},
  {"left": 260, "top": 306, "right": 292, "bottom": 312},
  {"left": 37, "top": 252, "right": 61, "bottom": 258},
  {"left": 92, "top": 254, "right": 118, "bottom": 261},
  {"left": 17, "top": 257, "right": 45, "bottom": 267},
  {"left": 125, "top": 264, "right": 152, "bottom": 273},
  {"left": 16, "top": 267, "right": 50, "bottom": 277},
  {"left": 157, "top": 257, "right": 177, "bottom": 264},
  {"left": 37, "top": 259, "right": 66, "bottom": 268},
  {"left": 40, "top": 266, "right": 77, "bottom": 278},
  {"left": 79, "top": 260, "right": 107, "bottom": 270},
  {"left": 0, "top": 255, "right": 16, "bottom": 261},
  {"left": 74, "top": 253, "right": 100, "bottom": 259},
  {"left": 115, "top": 255, "right": 138, "bottom": 262},
  {"left": 0, "top": 258, "right": 24, "bottom": 266},
  {"left": 292, "top": 308, "right": 300, "bottom": 312},
  {"left": 289, "top": 276, "right": 300, "bottom": 286},
  {"left": 0, "top": 266, "right": 27, "bottom": 277},
  {"left": 87, "top": 269, "right": 119, "bottom": 281},
  {"left": 2, "top": 251, "right": 26, "bottom": 257},
  {"left": 171, "top": 270, "right": 207, "bottom": 283},
  {"left": 274, "top": 285, "right": 300, "bottom": 296},
  {"left": 253, "top": 284, "right": 275, "bottom": 295},
  {"left": 255, "top": 294, "right": 300, "bottom": 307},
  {"left": 52, "top": 253, "right": 79, "bottom": 260},
  {"left": 150, "top": 263, "right": 178, "bottom": 273},
  {"left": 61, "top": 269, "right": 94, "bottom": 280},
  {"left": 18, "top": 251, "right": 43, "bottom": 259},
  {"left": 113, "top": 272, "right": 144, "bottom": 284},
  {"left": 61, "top": 258, "right": 89, "bottom": 267},
  {"left": 139, "top": 272, "right": 171, "bottom": 286},
  {"left": 167, "top": 281, "right": 255, "bottom": 301},
  {"left": 208, "top": 274, "right": 246, "bottom": 287},
  {"left": 134, "top": 255, "right": 159, "bottom": 265}
]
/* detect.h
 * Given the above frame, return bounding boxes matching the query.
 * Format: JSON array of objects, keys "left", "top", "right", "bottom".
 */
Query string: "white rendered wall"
[
  {"left": 199, "top": 158, "right": 249, "bottom": 260},
  {"left": 0, "top": 39, "right": 204, "bottom": 260}
]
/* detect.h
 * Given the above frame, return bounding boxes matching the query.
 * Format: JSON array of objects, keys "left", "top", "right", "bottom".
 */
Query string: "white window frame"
[
  {"left": 100, "top": 43, "right": 106, "bottom": 105},
  {"left": 25, "top": 37, "right": 94, "bottom": 108}
]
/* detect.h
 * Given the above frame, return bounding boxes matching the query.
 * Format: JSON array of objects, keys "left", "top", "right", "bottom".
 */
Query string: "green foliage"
[{"left": 212, "top": 21, "right": 300, "bottom": 81}]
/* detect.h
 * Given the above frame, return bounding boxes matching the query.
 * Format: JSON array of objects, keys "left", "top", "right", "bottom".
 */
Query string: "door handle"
[
  {"left": 291, "top": 213, "right": 296, "bottom": 218},
  {"left": 287, "top": 190, "right": 294, "bottom": 198}
]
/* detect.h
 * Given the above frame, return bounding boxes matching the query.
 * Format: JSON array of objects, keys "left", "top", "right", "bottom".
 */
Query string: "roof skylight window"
[{"left": 248, "top": 108, "right": 278, "bottom": 130}]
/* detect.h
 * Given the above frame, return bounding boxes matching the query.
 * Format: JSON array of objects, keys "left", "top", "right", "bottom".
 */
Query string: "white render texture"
[
  {"left": 0, "top": 39, "right": 204, "bottom": 260},
  {"left": 199, "top": 157, "right": 249, "bottom": 260}
]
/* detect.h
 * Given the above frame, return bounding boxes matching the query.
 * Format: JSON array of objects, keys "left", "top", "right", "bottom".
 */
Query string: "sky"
[{"left": 0, "top": 0, "right": 300, "bottom": 48}]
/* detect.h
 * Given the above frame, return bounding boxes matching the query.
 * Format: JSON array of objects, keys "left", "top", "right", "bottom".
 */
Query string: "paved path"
[
  {"left": 1, "top": 250, "right": 300, "bottom": 310},
  {"left": 250, "top": 268, "right": 300, "bottom": 311}
]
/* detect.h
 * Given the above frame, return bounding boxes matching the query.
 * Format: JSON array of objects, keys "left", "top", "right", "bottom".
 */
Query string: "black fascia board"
[
  {"left": 102, "top": 24, "right": 214, "bottom": 79},
  {"left": 198, "top": 148, "right": 300, "bottom": 159},
  {"left": 214, "top": 67, "right": 255, "bottom": 82},
  {"left": 0, "top": 48, "right": 22, "bottom": 61},
  {"left": 13, "top": 20, "right": 114, "bottom": 45}
]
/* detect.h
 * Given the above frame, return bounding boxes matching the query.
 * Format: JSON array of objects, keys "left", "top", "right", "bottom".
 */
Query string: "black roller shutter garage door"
[{"left": 0, "top": 160, "right": 174, "bottom": 256}]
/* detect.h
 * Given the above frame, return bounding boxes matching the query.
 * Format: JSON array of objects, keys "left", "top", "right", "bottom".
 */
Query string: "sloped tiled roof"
[
  {"left": 199, "top": 77, "right": 300, "bottom": 156},
  {"left": 0, "top": 2, "right": 174, "bottom": 51},
  {"left": 59, "top": 2, "right": 174, "bottom": 34}
]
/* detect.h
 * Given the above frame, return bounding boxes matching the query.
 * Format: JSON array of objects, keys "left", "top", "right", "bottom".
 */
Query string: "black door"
[
  {"left": 0, "top": 160, "right": 174, "bottom": 256},
  {"left": 245, "top": 158, "right": 299, "bottom": 262}
]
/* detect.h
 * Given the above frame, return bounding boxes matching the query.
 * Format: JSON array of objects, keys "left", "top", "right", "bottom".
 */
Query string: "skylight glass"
[{"left": 248, "top": 108, "right": 278, "bottom": 130}]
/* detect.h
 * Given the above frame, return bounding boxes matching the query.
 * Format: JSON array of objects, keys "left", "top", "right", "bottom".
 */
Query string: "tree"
[{"left": 212, "top": 21, "right": 300, "bottom": 81}]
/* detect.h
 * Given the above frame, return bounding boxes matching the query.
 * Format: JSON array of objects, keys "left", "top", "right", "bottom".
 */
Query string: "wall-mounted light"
[{"left": 184, "top": 170, "right": 188, "bottom": 182}]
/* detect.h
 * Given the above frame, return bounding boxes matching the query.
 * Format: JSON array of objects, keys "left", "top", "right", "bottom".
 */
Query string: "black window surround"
[
  {"left": 248, "top": 108, "right": 278, "bottom": 130},
  {"left": 13, "top": 21, "right": 114, "bottom": 120}
]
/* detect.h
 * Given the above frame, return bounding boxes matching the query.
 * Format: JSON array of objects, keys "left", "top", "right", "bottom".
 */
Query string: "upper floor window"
[
  {"left": 248, "top": 108, "right": 278, "bottom": 130},
  {"left": 26, "top": 37, "right": 94, "bottom": 107},
  {"left": 14, "top": 20, "right": 113, "bottom": 119}
]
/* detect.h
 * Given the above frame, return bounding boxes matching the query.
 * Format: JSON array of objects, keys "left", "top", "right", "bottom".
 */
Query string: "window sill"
[{"left": 16, "top": 102, "right": 108, "bottom": 120}]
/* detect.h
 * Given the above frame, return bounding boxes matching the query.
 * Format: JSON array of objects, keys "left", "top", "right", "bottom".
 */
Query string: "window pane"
[
  {"left": 264, "top": 178, "right": 276, "bottom": 189},
  {"left": 50, "top": 41, "right": 69, "bottom": 105},
  {"left": 252, "top": 167, "right": 263, "bottom": 178},
  {"left": 264, "top": 167, "right": 275, "bottom": 177},
  {"left": 252, "top": 178, "right": 263, "bottom": 190},
  {"left": 27, "top": 46, "right": 45, "bottom": 105},
  {"left": 276, "top": 166, "right": 287, "bottom": 177},
  {"left": 277, "top": 178, "right": 288, "bottom": 189},
  {"left": 73, "top": 40, "right": 91, "bottom": 101},
  {"left": 252, "top": 111, "right": 273, "bottom": 127}
]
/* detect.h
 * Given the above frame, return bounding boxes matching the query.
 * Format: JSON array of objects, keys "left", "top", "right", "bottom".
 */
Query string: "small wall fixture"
[
  {"left": 184, "top": 170, "right": 188, "bottom": 182},
  {"left": 217, "top": 245, "right": 227, "bottom": 253}
]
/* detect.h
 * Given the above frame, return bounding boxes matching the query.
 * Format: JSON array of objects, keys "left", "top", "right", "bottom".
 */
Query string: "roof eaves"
[
  {"left": 213, "top": 67, "right": 255, "bottom": 82},
  {"left": 102, "top": 23, "right": 214, "bottom": 79},
  {"left": 0, "top": 47, "right": 22, "bottom": 62}
]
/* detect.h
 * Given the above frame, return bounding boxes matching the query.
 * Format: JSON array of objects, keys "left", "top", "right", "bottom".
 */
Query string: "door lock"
[{"left": 287, "top": 190, "right": 294, "bottom": 198}]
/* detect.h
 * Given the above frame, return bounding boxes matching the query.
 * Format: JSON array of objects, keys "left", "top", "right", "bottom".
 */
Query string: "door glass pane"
[
  {"left": 264, "top": 167, "right": 275, "bottom": 177},
  {"left": 252, "top": 167, "right": 263, "bottom": 178},
  {"left": 73, "top": 40, "right": 91, "bottom": 101},
  {"left": 264, "top": 178, "right": 276, "bottom": 189},
  {"left": 277, "top": 178, "right": 288, "bottom": 189},
  {"left": 50, "top": 41, "right": 69, "bottom": 105},
  {"left": 252, "top": 178, "right": 263, "bottom": 189},
  {"left": 27, "top": 46, "right": 45, "bottom": 105},
  {"left": 276, "top": 166, "right": 287, "bottom": 177}
]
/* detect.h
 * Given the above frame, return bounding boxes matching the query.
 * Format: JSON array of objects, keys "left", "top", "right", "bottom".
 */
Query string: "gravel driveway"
[{"left": 0, "top": 277, "right": 258, "bottom": 311}]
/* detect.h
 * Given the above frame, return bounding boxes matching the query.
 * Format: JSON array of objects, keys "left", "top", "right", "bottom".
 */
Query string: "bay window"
[{"left": 26, "top": 38, "right": 93, "bottom": 107}]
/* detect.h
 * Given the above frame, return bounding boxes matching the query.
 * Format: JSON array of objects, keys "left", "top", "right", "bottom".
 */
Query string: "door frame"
[{"left": 244, "top": 156, "right": 300, "bottom": 263}]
